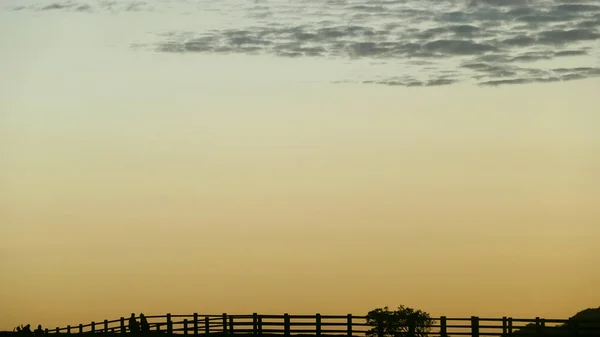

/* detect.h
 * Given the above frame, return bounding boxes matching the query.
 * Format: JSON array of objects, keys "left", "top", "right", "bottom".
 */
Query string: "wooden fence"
[{"left": 42, "top": 313, "right": 600, "bottom": 337}]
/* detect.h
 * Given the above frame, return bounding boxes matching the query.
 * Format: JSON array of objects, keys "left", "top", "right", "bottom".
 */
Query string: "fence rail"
[{"left": 39, "top": 313, "right": 600, "bottom": 337}]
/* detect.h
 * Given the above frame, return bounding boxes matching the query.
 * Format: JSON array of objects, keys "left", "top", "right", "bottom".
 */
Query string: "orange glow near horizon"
[{"left": 2, "top": 78, "right": 599, "bottom": 330}]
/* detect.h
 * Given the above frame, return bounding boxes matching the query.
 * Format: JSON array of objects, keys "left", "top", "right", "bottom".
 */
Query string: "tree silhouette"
[{"left": 365, "top": 306, "right": 435, "bottom": 337}]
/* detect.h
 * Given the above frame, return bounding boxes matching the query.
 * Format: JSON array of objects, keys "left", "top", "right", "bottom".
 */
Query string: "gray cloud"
[
  {"left": 41, "top": 3, "right": 75, "bottom": 10},
  {"left": 555, "top": 49, "right": 588, "bottom": 57},
  {"left": 364, "top": 75, "right": 460, "bottom": 88},
  {"left": 510, "top": 52, "right": 554, "bottom": 63},
  {"left": 14, "top": 0, "right": 152, "bottom": 13},
  {"left": 468, "top": 0, "right": 528, "bottom": 6},
  {"left": 479, "top": 66, "right": 600, "bottom": 86},
  {"left": 501, "top": 35, "right": 537, "bottom": 47},
  {"left": 422, "top": 40, "right": 497, "bottom": 55},
  {"left": 537, "top": 28, "right": 600, "bottom": 45},
  {"left": 555, "top": 4, "right": 600, "bottom": 13},
  {"left": 577, "top": 18, "right": 600, "bottom": 29},
  {"left": 13, "top": 0, "right": 600, "bottom": 86},
  {"left": 479, "top": 77, "right": 559, "bottom": 86},
  {"left": 145, "top": 0, "right": 600, "bottom": 86}
]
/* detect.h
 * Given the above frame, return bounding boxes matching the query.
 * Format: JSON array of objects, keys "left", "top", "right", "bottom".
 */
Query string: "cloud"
[
  {"left": 537, "top": 28, "right": 600, "bottom": 45},
  {"left": 479, "top": 77, "right": 559, "bottom": 86},
  {"left": 12, "top": 0, "right": 600, "bottom": 86},
  {"left": 500, "top": 35, "right": 537, "bottom": 47},
  {"left": 478, "top": 66, "right": 600, "bottom": 86},
  {"left": 555, "top": 4, "right": 600, "bottom": 13},
  {"left": 577, "top": 19, "right": 600, "bottom": 29},
  {"left": 14, "top": 0, "right": 153, "bottom": 13},
  {"left": 346, "top": 5, "right": 388, "bottom": 13},
  {"left": 461, "top": 62, "right": 520, "bottom": 78},
  {"left": 141, "top": 0, "right": 600, "bottom": 86},
  {"left": 364, "top": 75, "right": 460, "bottom": 88},
  {"left": 468, "top": 0, "right": 527, "bottom": 6},
  {"left": 41, "top": 3, "right": 74, "bottom": 10},
  {"left": 509, "top": 52, "right": 553, "bottom": 63},
  {"left": 555, "top": 49, "right": 588, "bottom": 57},
  {"left": 416, "top": 25, "right": 485, "bottom": 40},
  {"left": 422, "top": 40, "right": 497, "bottom": 55}
]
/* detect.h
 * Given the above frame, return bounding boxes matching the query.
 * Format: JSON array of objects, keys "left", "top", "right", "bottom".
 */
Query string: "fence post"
[
  {"left": 258, "top": 315, "right": 263, "bottom": 336},
  {"left": 44, "top": 329, "right": 48, "bottom": 336},
  {"left": 67, "top": 325, "right": 71, "bottom": 334},
  {"left": 471, "top": 316, "right": 479, "bottom": 337},
  {"left": 194, "top": 313, "right": 199, "bottom": 335},
  {"left": 440, "top": 316, "right": 447, "bottom": 337},
  {"left": 120, "top": 317, "right": 125, "bottom": 334},
  {"left": 222, "top": 313, "right": 228, "bottom": 335},
  {"left": 501, "top": 317, "right": 507, "bottom": 337},
  {"left": 537, "top": 318, "right": 546, "bottom": 336},
  {"left": 229, "top": 316, "right": 234, "bottom": 334},
  {"left": 79, "top": 324, "right": 83, "bottom": 334},
  {"left": 55, "top": 328, "right": 59, "bottom": 334},
  {"left": 316, "top": 314, "right": 321, "bottom": 337},
  {"left": 284, "top": 313, "right": 290, "bottom": 337},
  {"left": 91, "top": 322, "right": 95, "bottom": 333},
  {"left": 167, "top": 313, "right": 173, "bottom": 336},
  {"left": 184, "top": 319, "right": 189, "bottom": 335},
  {"left": 205, "top": 316, "right": 210, "bottom": 336},
  {"left": 508, "top": 317, "right": 513, "bottom": 336},
  {"left": 569, "top": 319, "right": 579, "bottom": 337},
  {"left": 104, "top": 320, "right": 108, "bottom": 333},
  {"left": 347, "top": 314, "right": 353, "bottom": 337},
  {"left": 253, "top": 313, "right": 258, "bottom": 336}
]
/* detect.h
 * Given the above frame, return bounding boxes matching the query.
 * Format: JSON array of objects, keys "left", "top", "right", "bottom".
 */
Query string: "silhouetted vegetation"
[
  {"left": 365, "top": 306, "right": 434, "bottom": 337},
  {"left": 510, "top": 307, "right": 600, "bottom": 337},
  {"left": 4, "top": 307, "right": 600, "bottom": 337}
]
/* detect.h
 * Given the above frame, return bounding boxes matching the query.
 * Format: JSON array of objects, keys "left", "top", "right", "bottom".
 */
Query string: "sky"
[{"left": 1, "top": 0, "right": 600, "bottom": 331}]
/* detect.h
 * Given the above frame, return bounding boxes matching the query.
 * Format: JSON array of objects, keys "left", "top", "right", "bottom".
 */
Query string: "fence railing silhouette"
[{"left": 41, "top": 313, "right": 600, "bottom": 337}]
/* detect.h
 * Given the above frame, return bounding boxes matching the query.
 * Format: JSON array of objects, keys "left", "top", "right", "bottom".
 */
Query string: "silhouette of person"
[
  {"left": 140, "top": 313, "right": 150, "bottom": 334},
  {"left": 22, "top": 324, "right": 32, "bottom": 334},
  {"left": 34, "top": 325, "right": 44, "bottom": 336},
  {"left": 129, "top": 313, "right": 139, "bottom": 335}
]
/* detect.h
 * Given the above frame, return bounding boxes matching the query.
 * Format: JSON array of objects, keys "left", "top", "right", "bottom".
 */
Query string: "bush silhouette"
[{"left": 365, "top": 305, "right": 435, "bottom": 337}]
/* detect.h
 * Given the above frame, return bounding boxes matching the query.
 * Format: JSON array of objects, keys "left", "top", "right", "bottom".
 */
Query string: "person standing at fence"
[
  {"left": 140, "top": 313, "right": 150, "bottom": 334},
  {"left": 22, "top": 324, "right": 32, "bottom": 334},
  {"left": 34, "top": 325, "right": 44, "bottom": 336},
  {"left": 129, "top": 313, "right": 140, "bottom": 335}
]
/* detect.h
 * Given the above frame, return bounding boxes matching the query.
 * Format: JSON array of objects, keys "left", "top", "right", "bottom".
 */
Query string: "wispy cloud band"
[{"left": 12, "top": 0, "right": 600, "bottom": 86}]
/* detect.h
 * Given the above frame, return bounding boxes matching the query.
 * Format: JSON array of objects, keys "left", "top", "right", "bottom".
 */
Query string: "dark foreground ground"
[{"left": 2, "top": 333, "right": 599, "bottom": 337}]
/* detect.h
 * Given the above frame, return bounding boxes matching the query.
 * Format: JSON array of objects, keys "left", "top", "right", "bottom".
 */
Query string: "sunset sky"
[{"left": 1, "top": 0, "right": 599, "bottom": 331}]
